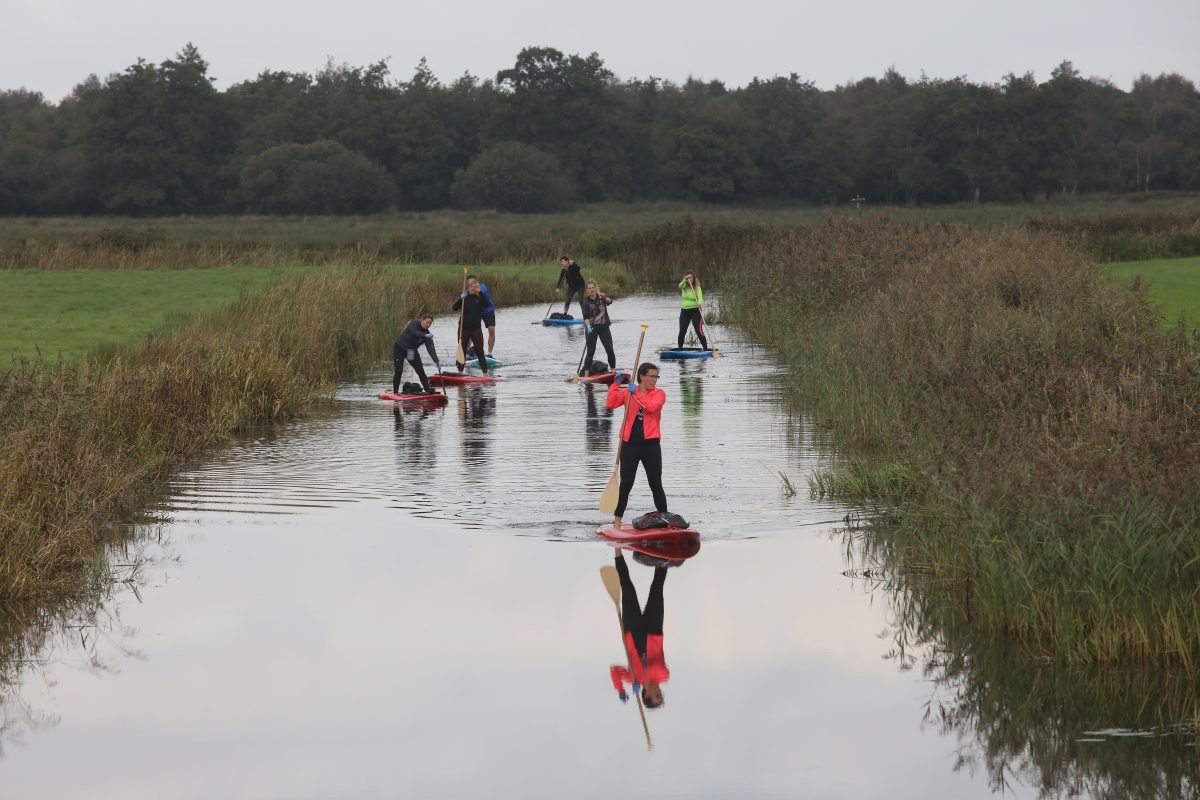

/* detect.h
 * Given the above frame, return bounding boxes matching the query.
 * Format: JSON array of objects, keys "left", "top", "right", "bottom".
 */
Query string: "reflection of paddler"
[
  {"left": 610, "top": 552, "right": 668, "bottom": 709},
  {"left": 678, "top": 367, "right": 704, "bottom": 416}
]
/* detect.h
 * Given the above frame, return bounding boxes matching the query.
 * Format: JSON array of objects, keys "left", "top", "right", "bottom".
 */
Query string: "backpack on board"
[
  {"left": 549, "top": 312, "right": 574, "bottom": 320},
  {"left": 632, "top": 511, "right": 690, "bottom": 530}
]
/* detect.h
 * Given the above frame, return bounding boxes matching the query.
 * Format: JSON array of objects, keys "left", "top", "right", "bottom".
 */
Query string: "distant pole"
[{"left": 850, "top": 195, "right": 866, "bottom": 218}]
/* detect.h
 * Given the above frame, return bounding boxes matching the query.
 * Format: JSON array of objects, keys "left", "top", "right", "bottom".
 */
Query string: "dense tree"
[
  {"left": 238, "top": 140, "right": 394, "bottom": 214},
  {"left": 0, "top": 44, "right": 1197, "bottom": 215},
  {"left": 450, "top": 141, "right": 573, "bottom": 212}
]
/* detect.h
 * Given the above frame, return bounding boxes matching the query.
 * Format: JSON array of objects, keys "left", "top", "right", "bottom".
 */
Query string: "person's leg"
[
  {"left": 615, "top": 554, "right": 647, "bottom": 650},
  {"left": 677, "top": 309, "right": 690, "bottom": 349},
  {"left": 487, "top": 326, "right": 496, "bottom": 355},
  {"left": 583, "top": 327, "right": 599, "bottom": 375},
  {"left": 392, "top": 358, "right": 405, "bottom": 393},
  {"left": 643, "top": 440, "right": 668, "bottom": 513},
  {"left": 470, "top": 329, "right": 488, "bottom": 373},
  {"left": 457, "top": 330, "right": 470, "bottom": 371},
  {"left": 409, "top": 353, "right": 430, "bottom": 390},
  {"left": 643, "top": 567, "right": 667, "bottom": 634},
  {"left": 693, "top": 309, "right": 709, "bottom": 350},
  {"left": 599, "top": 325, "right": 616, "bottom": 369},
  {"left": 614, "top": 442, "right": 641, "bottom": 520}
]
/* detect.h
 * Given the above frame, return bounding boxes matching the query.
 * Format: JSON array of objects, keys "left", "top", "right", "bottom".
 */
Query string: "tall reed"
[
  {"left": 721, "top": 218, "right": 1200, "bottom": 665},
  {"left": 0, "top": 265, "right": 611, "bottom": 603}
]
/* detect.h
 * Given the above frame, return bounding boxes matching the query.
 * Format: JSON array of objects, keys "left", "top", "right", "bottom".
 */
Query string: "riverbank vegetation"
[
  {"left": 0, "top": 263, "right": 632, "bottom": 602},
  {"left": 718, "top": 219, "right": 1200, "bottom": 666},
  {"left": 3, "top": 195, "right": 1199, "bottom": 272}
]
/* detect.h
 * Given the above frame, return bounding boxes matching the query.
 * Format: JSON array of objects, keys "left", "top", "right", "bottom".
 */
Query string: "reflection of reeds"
[
  {"left": 721, "top": 218, "right": 1200, "bottom": 666},
  {"left": 0, "top": 267, "right": 603, "bottom": 605}
]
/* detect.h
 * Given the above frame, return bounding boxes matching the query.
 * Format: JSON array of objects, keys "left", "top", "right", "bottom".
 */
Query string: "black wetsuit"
[
  {"left": 392, "top": 320, "right": 440, "bottom": 393},
  {"left": 580, "top": 294, "right": 616, "bottom": 373},
  {"left": 557, "top": 262, "right": 586, "bottom": 314},
  {"left": 452, "top": 293, "right": 490, "bottom": 373}
]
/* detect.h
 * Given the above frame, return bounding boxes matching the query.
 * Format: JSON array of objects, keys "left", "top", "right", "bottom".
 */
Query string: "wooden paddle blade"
[
  {"left": 600, "top": 565, "right": 621, "bottom": 605},
  {"left": 454, "top": 343, "right": 465, "bottom": 364},
  {"left": 598, "top": 468, "right": 620, "bottom": 514}
]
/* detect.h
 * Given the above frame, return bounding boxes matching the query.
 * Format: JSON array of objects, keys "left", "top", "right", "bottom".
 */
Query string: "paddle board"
[
  {"left": 576, "top": 371, "right": 621, "bottom": 384},
  {"left": 378, "top": 391, "right": 448, "bottom": 405},
  {"left": 543, "top": 318, "right": 584, "bottom": 326},
  {"left": 431, "top": 373, "right": 505, "bottom": 386},
  {"left": 595, "top": 522, "right": 700, "bottom": 545},
  {"left": 464, "top": 356, "right": 502, "bottom": 368},
  {"left": 659, "top": 348, "right": 713, "bottom": 359}
]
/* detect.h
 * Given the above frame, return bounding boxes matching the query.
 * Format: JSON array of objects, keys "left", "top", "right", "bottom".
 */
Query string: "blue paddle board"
[
  {"left": 659, "top": 348, "right": 714, "bottom": 359},
  {"left": 542, "top": 318, "right": 583, "bottom": 326},
  {"left": 464, "top": 356, "right": 502, "bottom": 368}
]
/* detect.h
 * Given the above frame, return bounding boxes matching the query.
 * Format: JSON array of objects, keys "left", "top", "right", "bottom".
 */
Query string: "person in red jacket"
[
  {"left": 610, "top": 551, "right": 668, "bottom": 708},
  {"left": 605, "top": 362, "right": 668, "bottom": 528}
]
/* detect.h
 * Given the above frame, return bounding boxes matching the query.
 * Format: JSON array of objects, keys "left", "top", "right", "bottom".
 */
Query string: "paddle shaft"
[
  {"left": 599, "top": 324, "right": 648, "bottom": 514},
  {"left": 600, "top": 566, "right": 653, "bottom": 752},
  {"left": 455, "top": 269, "right": 467, "bottom": 364}
]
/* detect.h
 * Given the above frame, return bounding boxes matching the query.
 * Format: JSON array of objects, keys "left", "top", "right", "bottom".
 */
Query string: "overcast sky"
[{"left": 4, "top": 0, "right": 1198, "bottom": 103}]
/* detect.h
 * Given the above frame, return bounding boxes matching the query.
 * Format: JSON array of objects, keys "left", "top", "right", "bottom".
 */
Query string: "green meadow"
[
  {"left": 1103, "top": 256, "right": 1200, "bottom": 327},
  {"left": 0, "top": 262, "right": 627, "bottom": 363}
]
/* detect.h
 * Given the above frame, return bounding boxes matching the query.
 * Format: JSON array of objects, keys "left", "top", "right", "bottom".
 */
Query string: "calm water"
[{"left": 1, "top": 296, "right": 1194, "bottom": 799}]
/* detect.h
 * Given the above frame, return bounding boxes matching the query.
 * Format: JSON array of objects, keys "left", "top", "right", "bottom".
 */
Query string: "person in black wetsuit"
[
  {"left": 579, "top": 279, "right": 616, "bottom": 377},
  {"left": 392, "top": 313, "right": 440, "bottom": 394},
  {"left": 556, "top": 255, "right": 586, "bottom": 315},
  {"left": 452, "top": 277, "right": 491, "bottom": 374}
]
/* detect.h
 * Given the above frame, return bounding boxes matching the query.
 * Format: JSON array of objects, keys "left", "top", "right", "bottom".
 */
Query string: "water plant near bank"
[{"left": 720, "top": 218, "right": 1200, "bottom": 666}]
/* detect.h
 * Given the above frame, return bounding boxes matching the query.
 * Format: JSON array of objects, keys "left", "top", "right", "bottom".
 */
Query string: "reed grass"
[
  {"left": 0, "top": 263, "right": 632, "bottom": 604},
  {"left": 719, "top": 218, "right": 1200, "bottom": 666}
]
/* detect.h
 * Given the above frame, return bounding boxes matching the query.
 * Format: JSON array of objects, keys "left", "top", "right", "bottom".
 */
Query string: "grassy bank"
[
  {"left": 0, "top": 263, "right": 622, "bottom": 362},
  {"left": 1104, "top": 256, "right": 1200, "bottom": 329},
  {"left": 719, "top": 219, "right": 1200, "bottom": 666},
  {"left": 3, "top": 195, "right": 1198, "bottom": 271},
  {"left": 0, "top": 262, "right": 632, "bottom": 603}
]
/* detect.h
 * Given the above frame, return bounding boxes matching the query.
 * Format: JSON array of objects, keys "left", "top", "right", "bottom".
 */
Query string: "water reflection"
[
  {"left": 846, "top": 523, "right": 1200, "bottom": 800},
  {"left": 457, "top": 390, "right": 496, "bottom": 475},
  {"left": 677, "top": 361, "right": 706, "bottom": 418},
  {"left": 583, "top": 385, "right": 613, "bottom": 450}
]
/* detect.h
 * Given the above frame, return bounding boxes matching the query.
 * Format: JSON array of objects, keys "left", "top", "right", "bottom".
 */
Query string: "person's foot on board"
[{"left": 612, "top": 517, "right": 622, "bottom": 528}]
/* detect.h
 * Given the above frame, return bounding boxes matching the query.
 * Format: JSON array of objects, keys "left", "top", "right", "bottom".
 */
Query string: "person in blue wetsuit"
[
  {"left": 466, "top": 273, "right": 497, "bottom": 357},
  {"left": 392, "top": 313, "right": 440, "bottom": 394}
]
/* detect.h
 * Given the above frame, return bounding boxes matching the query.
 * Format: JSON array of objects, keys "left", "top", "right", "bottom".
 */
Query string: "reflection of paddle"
[
  {"left": 599, "top": 323, "right": 648, "bottom": 513},
  {"left": 454, "top": 268, "right": 467, "bottom": 365},
  {"left": 600, "top": 565, "right": 653, "bottom": 752}
]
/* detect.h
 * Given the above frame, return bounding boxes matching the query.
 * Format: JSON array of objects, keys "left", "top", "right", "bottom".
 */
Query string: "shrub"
[
  {"left": 239, "top": 140, "right": 395, "bottom": 215},
  {"left": 450, "top": 142, "right": 574, "bottom": 213}
]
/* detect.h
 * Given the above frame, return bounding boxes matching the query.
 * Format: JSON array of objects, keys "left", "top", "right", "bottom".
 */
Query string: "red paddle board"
[
  {"left": 378, "top": 391, "right": 448, "bottom": 404},
  {"left": 576, "top": 371, "right": 621, "bottom": 384},
  {"left": 595, "top": 522, "right": 700, "bottom": 545},
  {"left": 430, "top": 373, "right": 505, "bottom": 386}
]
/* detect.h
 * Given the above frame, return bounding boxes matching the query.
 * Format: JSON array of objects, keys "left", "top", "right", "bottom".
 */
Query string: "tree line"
[{"left": 1, "top": 44, "right": 1197, "bottom": 215}]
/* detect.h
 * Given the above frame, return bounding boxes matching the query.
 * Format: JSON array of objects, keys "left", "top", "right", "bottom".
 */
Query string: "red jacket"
[
  {"left": 610, "top": 632, "right": 670, "bottom": 694},
  {"left": 606, "top": 383, "right": 666, "bottom": 441}
]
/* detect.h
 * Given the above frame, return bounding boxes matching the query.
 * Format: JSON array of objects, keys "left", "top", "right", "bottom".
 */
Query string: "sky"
[{"left": 3, "top": 0, "right": 1198, "bottom": 103}]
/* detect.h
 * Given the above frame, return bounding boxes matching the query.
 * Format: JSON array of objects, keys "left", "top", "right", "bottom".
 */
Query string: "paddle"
[
  {"left": 570, "top": 326, "right": 590, "bottom": 383},
  {"left": 697, "top": 305, "right": 721, "bottom": 358},
  {"left": 530, "top": 299, "right": 556, "bottom": 326},
  {"left": 599, "top": 323, "right": 648, "bottom": 514},
  {"left": 600, "top": 564, "right": 654, "bottom": 752},
  {"left": 454, "top": 268, "right": 467, "bottom": 365}
]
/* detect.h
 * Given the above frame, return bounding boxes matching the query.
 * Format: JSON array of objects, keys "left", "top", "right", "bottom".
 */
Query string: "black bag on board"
[
  {"left": 632, "top": 511, "right": 690, "bottom": 530},
  {"left": 549, "top": 312, "right": 574, "bottom": 320}
]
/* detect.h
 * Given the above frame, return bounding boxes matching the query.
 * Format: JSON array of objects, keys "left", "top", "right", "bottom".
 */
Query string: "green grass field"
[
  {"left": 1103, "top": 256, "right": 1200, "bottom": 327},
  {"left": 0, "top": 262, "right": 623, "bottom": 363}
]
